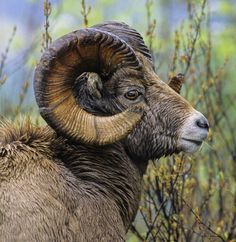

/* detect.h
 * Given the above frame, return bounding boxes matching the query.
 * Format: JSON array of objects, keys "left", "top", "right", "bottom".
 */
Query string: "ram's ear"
[
  {"left": 76, "top": 72, "right": 103, "bottom": 100},
  {"left": 168, "top": 73, "right": 184, "bottom": 94}
]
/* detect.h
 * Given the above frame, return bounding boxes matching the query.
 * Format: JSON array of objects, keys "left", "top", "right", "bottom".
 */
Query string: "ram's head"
[{"left": 34, "top": 22, "right": 209, "bottom": 160}]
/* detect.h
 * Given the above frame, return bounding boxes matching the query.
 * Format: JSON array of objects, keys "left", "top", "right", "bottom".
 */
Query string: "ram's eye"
[{"left": 124, "top": 90, "right": 140, "bottom": 100}]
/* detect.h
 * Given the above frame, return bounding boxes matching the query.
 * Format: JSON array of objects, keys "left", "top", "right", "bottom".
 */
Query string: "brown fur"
[
  {"left": 0, "top": 57, "right": 196, "bottom": 242},
  {"left": 0, "top": 120, "right": 142, "bottom": 241},
  {"left": 0, "top": 57, "right": 195, "bottom": 242},
  {"left": 0, "top": 22, "right": 203, "bottom": 241}
]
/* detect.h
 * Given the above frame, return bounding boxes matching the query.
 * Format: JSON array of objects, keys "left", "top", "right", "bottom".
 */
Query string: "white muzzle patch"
[{"left": 178, "top": 110, "right": 209, "bottom": 153}]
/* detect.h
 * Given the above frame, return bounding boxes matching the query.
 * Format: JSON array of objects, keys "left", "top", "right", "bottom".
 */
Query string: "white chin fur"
[
  {"left": 178, "top": 110, "right": 209, "bottom": 154},
  {"left": 179, "top": 139, "right": 203, "bottom": 153}
]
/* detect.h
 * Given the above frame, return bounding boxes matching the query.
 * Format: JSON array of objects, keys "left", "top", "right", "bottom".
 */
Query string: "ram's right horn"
[{"left": 34, "top": 28, "right": 144, "bottom": 145}]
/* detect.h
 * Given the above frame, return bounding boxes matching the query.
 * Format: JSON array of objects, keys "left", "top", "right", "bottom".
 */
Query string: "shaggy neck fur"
[{"left": 56, "top": 140, "right": 143, "bottom": 230}]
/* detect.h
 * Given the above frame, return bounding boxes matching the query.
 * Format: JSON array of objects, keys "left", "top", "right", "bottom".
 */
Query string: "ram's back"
[
  {"left": 0, "top": 120, "right": 126, "bottom": 242},
  {"left": 0, "top": 120, "right": 78, "bottom": 241}
]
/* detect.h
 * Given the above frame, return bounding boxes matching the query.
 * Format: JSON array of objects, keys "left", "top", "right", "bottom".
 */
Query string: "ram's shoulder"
[
  {"left": 0, "top": 119, "right": 56, "bottom": 157},
  {"left": 0, "top": 119, "right": 66, "bottom": 182}
]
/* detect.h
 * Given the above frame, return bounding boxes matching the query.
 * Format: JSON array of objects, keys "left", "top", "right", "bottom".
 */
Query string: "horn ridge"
[
  {"left": 34, "top": 25, "right": 144, "bottom": 145},
  {"left": 93, "top": 21, "right": 153, "bottom": 64}
]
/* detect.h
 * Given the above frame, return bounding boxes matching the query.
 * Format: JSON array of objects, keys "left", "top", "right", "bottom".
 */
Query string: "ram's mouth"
[
  {"left": 182, "top": 138, "right": 203, "bottom": 146},
  {"left": 178, "top": 137, "right": 205, "bottom": 153}
]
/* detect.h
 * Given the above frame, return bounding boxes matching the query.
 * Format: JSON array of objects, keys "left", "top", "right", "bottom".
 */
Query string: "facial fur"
[{"left": 74, "top": 54, "right": 208, "bottom": 163}]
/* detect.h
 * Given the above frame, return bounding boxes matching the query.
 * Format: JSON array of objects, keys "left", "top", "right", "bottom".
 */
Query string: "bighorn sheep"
[{"left": 0, "top": 22, "right": 209, "bottom": 241}]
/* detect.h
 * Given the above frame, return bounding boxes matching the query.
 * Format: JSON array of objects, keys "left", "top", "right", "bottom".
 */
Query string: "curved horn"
[
  {"left": 168, "top": 73, "right": 184, "bottom": 94},
  {"left": 34, "top": 28, "right": 144, "bottom": 145},
  {"left": 94, "top": 21, "right": 154, "bottom": 67}
]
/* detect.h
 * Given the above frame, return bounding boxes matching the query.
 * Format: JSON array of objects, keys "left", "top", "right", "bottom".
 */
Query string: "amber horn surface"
[{"left": 34, "top": 28, "right": 144, "bottom": 145}]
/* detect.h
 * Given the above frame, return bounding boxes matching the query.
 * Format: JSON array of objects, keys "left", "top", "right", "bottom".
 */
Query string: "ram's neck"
[{"left": 58, "top": 141, "right": 144, "bottom": 230}]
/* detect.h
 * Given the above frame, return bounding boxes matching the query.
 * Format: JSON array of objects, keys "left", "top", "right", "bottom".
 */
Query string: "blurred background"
[{"left": 0, "top": 0, "right": 236, "bottom": 241}]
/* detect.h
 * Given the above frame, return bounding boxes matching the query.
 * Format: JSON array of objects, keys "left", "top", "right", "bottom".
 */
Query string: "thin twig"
[
  {"left": 183, "top": 199, "right": 226, "bottom": 242},
  {"left": 42, "top": 0, "right": 52, "bottom": 50},
  {"left": 81, "top": 0, "right": 91, "bottom": 27},
  {"left": 0, "top": 26, "right": 17, "bottom": 85}
]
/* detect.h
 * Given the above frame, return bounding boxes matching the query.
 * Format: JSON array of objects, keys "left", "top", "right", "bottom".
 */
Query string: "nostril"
[{"left": 196, "top": 118, "right": 209, "bottom": 130}]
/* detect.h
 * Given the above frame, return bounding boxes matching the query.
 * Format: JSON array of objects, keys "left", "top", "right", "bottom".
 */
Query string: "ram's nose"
[
  {"left": 196, "top": 116, "right": 209, "bottom": 131},
  {"left": 178, "top": 111, "right": 209, "bottom": 153}
]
